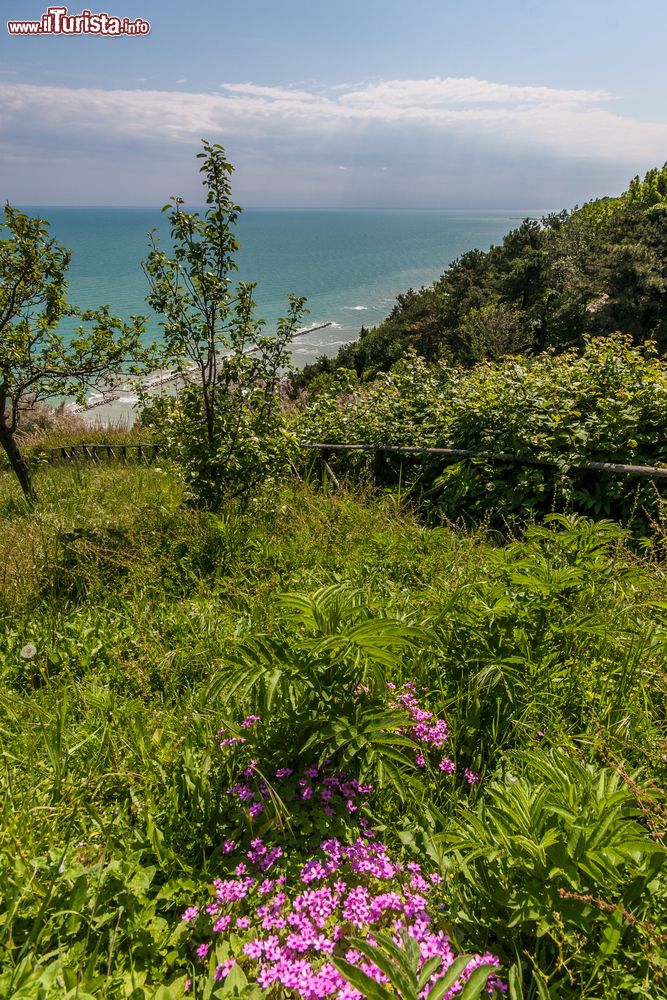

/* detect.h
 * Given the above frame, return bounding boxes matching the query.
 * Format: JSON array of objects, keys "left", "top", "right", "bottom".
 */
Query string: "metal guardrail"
[
  {"left": 298, "top": 442, "right": 667, "bottom": 490},
  {"left": 43, "top": 439, "right": 667, "bottom": 486},
  {"left": 47, "top": 443, "right": 163, "bottom": 464}
]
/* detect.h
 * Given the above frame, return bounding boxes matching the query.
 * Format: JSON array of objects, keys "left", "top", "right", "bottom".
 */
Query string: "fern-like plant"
[{"left": 333, "top": 929, "right": 501, "bottom": 1000}]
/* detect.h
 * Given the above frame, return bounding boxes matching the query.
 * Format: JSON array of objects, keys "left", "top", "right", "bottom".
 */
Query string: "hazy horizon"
[{"left": 15, "top": 204, "right": 557, "bottom": 212}]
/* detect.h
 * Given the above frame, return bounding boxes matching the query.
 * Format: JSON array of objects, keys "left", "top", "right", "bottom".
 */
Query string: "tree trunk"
[{"left": 0, "top": 417, "right": 35, "bottom": 500}]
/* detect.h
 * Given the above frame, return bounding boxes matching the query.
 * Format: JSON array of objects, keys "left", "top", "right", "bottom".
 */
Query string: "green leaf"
[
  {"left": 508, "top": 963, "right": 524, "bottom": 1000},
  {"left": 457, "top": 964, "right": 499, "bottom": 999},
  {"left": 425, "top": 956, "right": 476, "bottom": 1000},
  {"left": 599, "top": 903, "right": 624, "bottom": 956},
  {"left": 350, "top": 938, "right": 416, "bottom": 997},
  {"left": 332, "top": 958, "right": 394, "bottom": 1000},
  {"left": 531, "top": 971, "right": 551, "bottom": 1000},
  {"left": 417, "top": 956, "right": 443, "bottom": 990},
  {"left": 222, "top": 963, "right": 248, "bottom": 994}
]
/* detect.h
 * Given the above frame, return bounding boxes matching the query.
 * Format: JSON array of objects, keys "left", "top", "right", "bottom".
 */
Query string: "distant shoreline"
[{"left": 72, "top": 322, "right": 336, "bottom": 426}]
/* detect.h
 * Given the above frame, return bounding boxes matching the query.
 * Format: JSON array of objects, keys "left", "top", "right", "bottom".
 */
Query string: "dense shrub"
[{"left": 297, "top": 334, "right": 667, "bottom": 532}]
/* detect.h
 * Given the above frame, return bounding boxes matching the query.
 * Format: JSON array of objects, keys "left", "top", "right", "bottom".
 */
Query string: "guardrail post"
[
  {"left": 320, "top": 447, "right": 341, "bottom": 490},
  {"left": 373, "top": 447, "right": 385, "bottom": 487}
]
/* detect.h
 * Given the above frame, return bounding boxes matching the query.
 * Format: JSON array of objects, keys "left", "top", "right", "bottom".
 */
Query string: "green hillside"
[
  {"left": 2, "top": 152, "right": 667, "bottom": 1000},
  {"left": 297, "top": 164, "right": 667, "bottom": 384}
]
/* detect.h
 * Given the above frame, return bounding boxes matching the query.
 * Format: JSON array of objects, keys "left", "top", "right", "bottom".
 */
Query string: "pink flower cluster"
[
  {"left": 392, "top": 682, "right": 481, "bottom": 784},
  {"left": 217, "top": 715, "right": 260, "bottom": 749},
  {"left": 223, "top": 754, "right": 374, "bottom": 825},
  {"left": 217, "top": 725, "right": 247, "bottom": 750},
  {"left": 394, "top": 682, "right": 450, "bottom": 752},
  {"left": 182, "top": 832, "right": 503, "bottom": 999}
]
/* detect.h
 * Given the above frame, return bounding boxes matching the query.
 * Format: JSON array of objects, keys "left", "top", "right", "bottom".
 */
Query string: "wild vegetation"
[
  {"left": 1, "top": 152, "right": 667, "bottom": 999},
  {"left": 296, "top": 334, "right": 667, "bottom": 536},
  {"left": 1, "top": 464, "right": 666, "bottom": 999}
]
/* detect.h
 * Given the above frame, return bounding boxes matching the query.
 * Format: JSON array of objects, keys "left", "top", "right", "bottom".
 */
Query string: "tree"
[
  {"left": 142, "top": 141, "right": 306, "bottom": 508},
  {"left": 0, "top": 205, "right": 147, "bottom": 500},
  {"left": 453, "top": 302, "right": 531, "bottom": 366}
]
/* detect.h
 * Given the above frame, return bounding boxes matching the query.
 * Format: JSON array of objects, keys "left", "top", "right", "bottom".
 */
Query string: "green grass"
[{"left": 0, "top": 461, "right": 666, "bottom": 998}]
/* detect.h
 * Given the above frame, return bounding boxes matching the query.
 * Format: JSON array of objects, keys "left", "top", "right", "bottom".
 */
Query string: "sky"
[{"left": 1, "top": 0, "right": 666, "bottom": 208}]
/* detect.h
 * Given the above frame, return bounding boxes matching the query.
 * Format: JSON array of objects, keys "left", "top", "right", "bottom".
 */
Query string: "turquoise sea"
[{"left": 24, "top": 207, "right": 550, "bottom": 369}]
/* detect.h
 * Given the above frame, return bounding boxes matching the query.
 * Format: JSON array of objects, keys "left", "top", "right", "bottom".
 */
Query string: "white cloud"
[
  {"left": 220, "top": 82, "right": 326, "bottom": 103},
  {"left": 0, "top": 77, "right": 667, "bottom": 204},
  {"left": 1, "top": 75, "right": 666, "bottom": 175},
  {"left": 338, "top": 77, "right": 614, "bottom": 108}
]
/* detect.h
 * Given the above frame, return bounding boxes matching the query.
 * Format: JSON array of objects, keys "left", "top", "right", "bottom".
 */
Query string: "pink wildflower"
[{"left": 215, "top": 958, "right": 237, "bottom": 980}]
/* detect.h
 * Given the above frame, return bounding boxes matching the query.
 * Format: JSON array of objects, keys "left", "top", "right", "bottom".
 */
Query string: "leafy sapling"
[{"left": 0, "top": 204, "right": 148, "bottom": 500}]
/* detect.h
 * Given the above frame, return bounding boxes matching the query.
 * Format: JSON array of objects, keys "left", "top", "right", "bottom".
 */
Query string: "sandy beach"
[{"left": 74, "top": 321, "right": 335, "bottom": 426}]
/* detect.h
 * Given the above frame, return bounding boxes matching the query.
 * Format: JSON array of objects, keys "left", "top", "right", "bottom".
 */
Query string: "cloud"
[
  {"left": 220, "top": 82, "right": 326, "bottom": 103},
  {"left": 1, "top": 77, "right": 665, "bottom": 161},
  {"left": 2, "top": 75, "right": 666, "bottom": 204},
  {"left": 338, "top": 77, "right": 614, "bottom": 109}
]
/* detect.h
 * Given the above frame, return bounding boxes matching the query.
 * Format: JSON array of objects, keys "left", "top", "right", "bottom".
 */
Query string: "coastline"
[{"left": 74, "top": 321, "right": 336, "bottom": 426}]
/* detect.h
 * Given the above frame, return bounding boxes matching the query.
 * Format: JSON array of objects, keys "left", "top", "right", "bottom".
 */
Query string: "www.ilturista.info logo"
[{"left": 7, "top": 6, "right": 150, "bottom": 35}]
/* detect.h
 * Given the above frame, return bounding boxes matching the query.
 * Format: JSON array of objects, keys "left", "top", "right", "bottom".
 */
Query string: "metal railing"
[
  {"left": 298, "top": 442, "right": 667, "bottom": 491},
  {"left": 47, "top": 443, "right": 163, "bottom": 464},
  {"left": 43, "top": 438, "right": 667, "bottom": 488}
]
